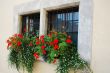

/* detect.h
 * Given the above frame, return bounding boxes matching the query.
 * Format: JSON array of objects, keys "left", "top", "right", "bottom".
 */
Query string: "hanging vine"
[{"left": 7, "top": 32, "right": 92, "bottom": 73}]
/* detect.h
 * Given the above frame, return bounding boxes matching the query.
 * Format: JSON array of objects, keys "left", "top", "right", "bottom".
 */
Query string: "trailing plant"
[
  {"left": 7, "top": 33, "right": 38, "bottom": 73},
  {"left": 57, "top": 44, "right": 91, "bottom": 73},
  {"left": 7, "top": 31, "right": 92, "bottom": 73},
  {"left": 33, "top": 32, "right": 92, "bottom": 73}
]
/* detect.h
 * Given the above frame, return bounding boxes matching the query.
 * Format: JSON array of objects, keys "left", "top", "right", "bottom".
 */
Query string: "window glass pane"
[
  {"left": 48, "top": 7, "right": 79, "bottom": 45},
  {"left": 21, "top": 13, "right": 40, "bottom": 34}
]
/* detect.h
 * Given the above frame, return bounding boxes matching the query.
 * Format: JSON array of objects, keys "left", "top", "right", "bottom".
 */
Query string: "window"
[
  {"left": 21, "top": 13, "right": 40, "bottom": 34},
  {"left": 15, "top": 0, "right": 92, "bottom": 62},
  {"left": 48, "top": 7, "right": 79, "bottom": 45}
]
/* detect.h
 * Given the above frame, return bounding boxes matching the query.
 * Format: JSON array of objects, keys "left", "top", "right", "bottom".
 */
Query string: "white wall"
[
  {"left": 0, "top": 0, "right": 34, "bottom": 73},
  {"left": 92, "top": 0, "right": 110, "bottom": 73}
]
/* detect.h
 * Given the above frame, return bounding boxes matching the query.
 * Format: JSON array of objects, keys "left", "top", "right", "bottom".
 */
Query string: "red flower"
[
  {"left": 66, "top": 39, "right": 72, "bottom": 44},
  {"left": 54, "top": 45, "right": 59, "bottom": 50},
  {"left": 53, "top": 59, "right": 57, "bottom": 64},
  {"left": 48, "top": 34, "right": 52, "bottom": 37},
  {"left": 36, "top": 41, "right": 40, "bottom": 45},
  {"left": 33, "top": 53, "right": 39, "bottom": 59},
  {"left": 42, "top": 50, "right": 46, "bottom": 55},
  {"left": 41, "top": 45, "right": 46, "bottom": 49},
  {"left": 53, "top": 39, "right": 59, "bottom": 44},
  {"left": 29, "top": 42, "right": 33, "bottom": 46},
  {"left": 41, "top": 39, "right": 45, "bottom": 43},
  {"left": 18, "top": 34, "right": 23, "bottom": 38},
  {"left": 50, "top": 42, "right": 53, "bottom": 46},
  {"left": 7, "top": 42, "right": 12, "bottom": 48},
  {"left": 14, "top": 34, "right": 17, "bottom": 37},
  {"left": 36, "top": 38, "right": 39, "bottom": 41},
  {"left": 40, "top": 35, "right": 44, "bottom": 39},
  {"left": 17, "top": 41, "right": 22, "bottom": 46}
]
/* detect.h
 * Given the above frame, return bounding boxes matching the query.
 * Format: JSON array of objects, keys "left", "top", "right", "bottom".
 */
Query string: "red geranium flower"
[
  {"left": 50, "top": 42, "right": 53, "bottom": 46},
  {"left": 7, "top": 42, "right": 12, "bottom": 48},
  {"left": 36, "top": 41, "right": 40, "bottom": 45},
  {"left": 53, "top": 39, "right": 59, "bottom": 44},
  {"left": 42, "top": 50, "right": 46, "bottom": 55},
  {"left": 54, "top": 44, "right": 59, "bottom": 50},
  {"left": 40, "top": 35, "right": 44, "bottom": 39},
  {"left": 14, "top": 34, "right": 17, "bottom": 37},
  {"left": 18, "top": 34, "right": 23, "bottom": 38},
  {"left": 29, "top": 42, "right": 33, "bottom": 46},
  {"left": 41, "top": 45, "right": 46, "bottom": 49},
  {"left": 33, "top": 53, "right": 39, "bottom": 59},
  {"left": 53, "top": 59, "right": 57, "bottom": 64},
  {"left": 48, "top": 33, "right": 52, "bottom": 37},
  {"left": 41, "top": 39, "right": 45, "bottom": 43},
  {"left": 17, "top": 41, "right": 22, "bottom": 46},
  {"left": 66, "top": 39, "right": 72, "bottom": 44}
]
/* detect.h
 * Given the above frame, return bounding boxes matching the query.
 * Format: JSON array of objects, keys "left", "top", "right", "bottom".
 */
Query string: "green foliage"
[
  {"left": 21, "top": 47, "right": 35, "bottom": 73},
  {"left": 8, "top": 49, "right": 20, "bottom": 70},
  {"left": 8, "top": 47, "right": 35, "bottom": 73},
  {"left": 35, "top": 32, "right": 69, "bottom": 63},
  {"left": 7, "top": 32, "right": 92, "bottom": 73},
  {"left": 57, "top": 44, "right": 91, "bottom": 73},
  {"left": 7, "top": 33, "right": 38, "bottom": 73}
]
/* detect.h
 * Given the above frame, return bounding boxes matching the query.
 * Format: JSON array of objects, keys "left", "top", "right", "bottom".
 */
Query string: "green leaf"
[
  {"left": 50, "top": 51, "right": 55, "bottom": 59},
  {"left": 59, "top": 42, "right": 68, "bottom": 51}
]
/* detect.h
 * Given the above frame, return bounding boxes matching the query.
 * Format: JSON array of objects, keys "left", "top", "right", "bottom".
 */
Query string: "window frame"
[
  {"left": 13, "top": 0, "right": 93, "bottom": 62},
  {"left": 47, "top": 7, "right": 79, "bottom": 45},
  {"left": 21, "top": 13, "right": 40, "bottom": 34}
]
